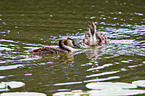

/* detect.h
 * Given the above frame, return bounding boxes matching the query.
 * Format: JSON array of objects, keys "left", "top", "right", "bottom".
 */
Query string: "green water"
[{"left": 0, "top": 0, "right": 145, "bottom": 95}]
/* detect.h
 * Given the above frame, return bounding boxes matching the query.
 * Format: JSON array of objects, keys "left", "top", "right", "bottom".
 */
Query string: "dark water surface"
[{"left": 0, "top": 0, "right": 145, "bottom": 95}]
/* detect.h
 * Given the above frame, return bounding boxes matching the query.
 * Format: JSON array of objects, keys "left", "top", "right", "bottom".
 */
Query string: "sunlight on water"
[
  {"left": 0, "top": 64, "right": 23, "bottom": 71},
  {"left": 87, "top": 63, "right": 113, "bottom": 71},
  {"left": 86, "top": 71, "right": 119, "bottom": 78},
  {"left": 1, "top": 24, "right": 145, "bottom": 95},
  {"left": 0, "top": 76, "right": 6, "bottom": 79}
]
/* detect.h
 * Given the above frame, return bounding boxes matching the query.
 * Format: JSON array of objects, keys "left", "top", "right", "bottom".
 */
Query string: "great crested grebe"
[
  {"left": 82, "top": 22, "right": 109, "bottom": 46},
  {"left": 29, "top": 37, "right": 80, "bottom": 55}
]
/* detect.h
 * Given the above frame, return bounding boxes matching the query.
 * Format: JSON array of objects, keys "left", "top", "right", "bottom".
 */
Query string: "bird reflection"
[{"left": 82, "top": 44, "right": 106, "bottom": 62}]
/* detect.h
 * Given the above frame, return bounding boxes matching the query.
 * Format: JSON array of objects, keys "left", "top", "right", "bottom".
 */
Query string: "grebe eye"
[{"left": 64, "top": 40, "right": 67, "bottom": 45}]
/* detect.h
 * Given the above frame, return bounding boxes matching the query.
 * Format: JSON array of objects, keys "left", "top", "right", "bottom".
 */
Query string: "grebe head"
[
  {"left": 88, "top": 22, "right": 97, "bottom": 36},
  {"left": 58, "top": 37, "right": 80, "bottom": 52},
  {"left": 67, "top": 38, "right": 80, "bottom": 48},
  {"left": 61, "top": 37, "right": 80, "bottom": 48}
]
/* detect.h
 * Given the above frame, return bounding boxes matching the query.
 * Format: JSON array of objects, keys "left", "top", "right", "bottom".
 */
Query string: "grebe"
[
  {"left": 82, "top": 22, "right": 109, "bottom": 46},
  {"left": 29, "top": 37, "right": 80, "bottom": 55}
]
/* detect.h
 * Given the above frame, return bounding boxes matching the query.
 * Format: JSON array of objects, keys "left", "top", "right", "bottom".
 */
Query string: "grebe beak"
[
  {"left": 67, "top": 37, "right": 80, "bottom": 48},
  {"left": 72, "top": 41, "right": 80, "bottom": 48}
]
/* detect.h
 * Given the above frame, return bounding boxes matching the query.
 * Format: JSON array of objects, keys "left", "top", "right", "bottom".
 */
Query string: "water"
[{"left": 0, "top": 0, "right": 145, "bottom": 95}]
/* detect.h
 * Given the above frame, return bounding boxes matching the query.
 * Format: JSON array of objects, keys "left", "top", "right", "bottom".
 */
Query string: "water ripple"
[
  {"left": 0, "top": 1, "right": 145, "bottom": 95},
  {"left": 0, "top": 64, "right": 23, "bottom": 71},
  {"left": 86, "top": 71, "right": 119, "bottom": 78}
]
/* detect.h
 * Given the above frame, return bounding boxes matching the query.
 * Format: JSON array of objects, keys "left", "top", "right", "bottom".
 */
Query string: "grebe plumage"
[
  {"left": 82, "top": 22, "right": 109, "bottom": 46},
  {"left": 29, "top": 37, "right": 79, "bottom": 55}
]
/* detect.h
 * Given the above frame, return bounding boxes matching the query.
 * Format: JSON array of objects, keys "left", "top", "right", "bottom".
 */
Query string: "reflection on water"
[{"left": 0, "top": 0, "right": 145, "bottom": 95}]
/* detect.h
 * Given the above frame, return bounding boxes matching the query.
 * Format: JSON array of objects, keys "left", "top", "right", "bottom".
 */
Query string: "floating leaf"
[
  {"left": 5, "top": 84, "right": 12, "bottom": 89},
  {"left": 86, "top": 82, "right": 137, "bottom": 90},
  {"left": 88, "top": 89, "right": 145, "bottom": 96},
  {"left": 0, "top": 81, "right": 25, "bottom": 89},
  {"left": 53, "top": 90, "right": 89, "bottom": 96},
  {"left": 52, "top": 89, "right": 145, "bottom": 96},
  {"left": 0, "top": 92, "right": 46, "bottom": 96},
  {"left": 132, "top": 80, "right": 145, "bottom": 87}
]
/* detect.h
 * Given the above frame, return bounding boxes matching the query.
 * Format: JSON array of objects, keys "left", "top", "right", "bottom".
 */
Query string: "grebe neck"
[{"left": 59, "top": 40, "right": 73, "bottom": 52}]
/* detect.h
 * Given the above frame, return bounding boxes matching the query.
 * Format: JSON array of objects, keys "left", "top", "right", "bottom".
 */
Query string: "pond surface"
[{"left": 0, "top": 0, "right": 145, "bottom": 95}]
